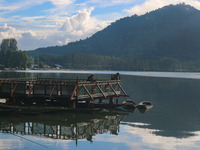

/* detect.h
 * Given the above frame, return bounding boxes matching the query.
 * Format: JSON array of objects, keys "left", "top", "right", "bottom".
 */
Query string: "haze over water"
[{"left": 0, "top": 70, "right": 200, "bottom": 150}]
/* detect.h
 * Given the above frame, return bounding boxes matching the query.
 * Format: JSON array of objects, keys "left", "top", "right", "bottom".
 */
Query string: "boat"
[
  {"left": 0, "top": 103, "right": 67, "bottom": 114},
  {"left": 122, "top": 99, "right": 138, "bottom": 109},
  {"left": 0, "top": 108, "right": 18, "bottom": 115},
  {"left": 0, "top": 103, "right": 103, "bottom": 114},
  {"left": 137, "top": 101, "right": 153, "bottom": 110}
]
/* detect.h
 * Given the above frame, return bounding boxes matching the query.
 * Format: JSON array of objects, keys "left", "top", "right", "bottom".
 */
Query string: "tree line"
[
  {"left": 1, "top": 38, "right": 200, "bottom": 72},
  {"left": 37, "top": 52, "right": 200, "bottom": 71}
]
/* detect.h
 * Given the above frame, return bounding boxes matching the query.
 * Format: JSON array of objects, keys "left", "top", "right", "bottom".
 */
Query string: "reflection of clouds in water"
[
  {"left": 0, "top": 133, "right": 71, "bottom": 150},
  {"left": 2, "top": 123, "right": 200, "bottom": 150},
  {"left": 0, "top": 135, "right": 23, "bottom": 150},
  {"left": 0, "top": 99, "right": 6, "bottom": 103},
  {"left": 95, "top": 123, "right": 200, "bottom": 150}
]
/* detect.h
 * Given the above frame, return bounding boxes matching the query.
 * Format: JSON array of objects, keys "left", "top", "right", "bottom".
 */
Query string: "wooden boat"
[
  {"left": 137, "top": 101, "right": 153, "bottom": 110},
  {"left": 0, "top": 103, "right": 67, "bottom": 114},
  {"left": 0, "top": 109, "right": 18, "bottom": 115},
  {"left": 0, "top": 103, "right": 103, "bottom": 114},
  {"left": 122, "top": 99, "right": 138, "bottom": 109}
]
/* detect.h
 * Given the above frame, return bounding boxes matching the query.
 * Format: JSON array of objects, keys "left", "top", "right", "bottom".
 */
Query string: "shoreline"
[{"left": 1, "top": 70, "right": 200, "bottom": 80}]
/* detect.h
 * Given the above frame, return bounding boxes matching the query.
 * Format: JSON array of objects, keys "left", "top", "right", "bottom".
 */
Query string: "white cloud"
[
  {"left": 85, "top": 0, "right": 137, "bottom": 7},
  {"left": 96, "top": 123, "right": 200, "bottom": 150},
  {"left": 0, "top": 0, "right": 47, "bottom": 13},
  {"left": 0, "top": 5, "right": 19, "bottom": 11},
  {"left": 59, "top": 7, "right": 108, "bottom": 36},
  {"left": 125, "top": 0, "right": 200, "bottom": 15},
  {"left": 49, "top": 0, "right": 73, "bottom": 7},
  {"left": 43, "top": 0, "right": 76, "bottom": 16},
  {"left": 0, "top": 0, "right": 126, "bottom": 50},
  {"left": 0, "top": 23, "right": 22, "bottom": 41},
  {"left": 0, "top": 7, "right": 109, "bottom": 50},
  {"left": 19, "top": 8, "right": 108, "bottom": 50},
  {"left": 0, "top": 133, "right": 71, "bottom": 150},
  {"left": 0, "top": 23, "right": 51, "bottom": 50},
  {"left": 0, "top": 0, "right": 73, "bottom": 16}
]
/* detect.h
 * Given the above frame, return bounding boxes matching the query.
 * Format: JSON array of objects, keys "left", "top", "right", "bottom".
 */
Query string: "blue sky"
[{"left": 0, "top": 0, "right": 200, "bottom": 50}]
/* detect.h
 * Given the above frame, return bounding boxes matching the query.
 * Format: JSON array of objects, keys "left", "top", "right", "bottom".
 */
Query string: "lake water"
[{"left": 1, "top": 70, "right": 200, "bottom": 150}]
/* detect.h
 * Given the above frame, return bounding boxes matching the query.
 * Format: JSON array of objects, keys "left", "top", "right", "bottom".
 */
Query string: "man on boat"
[
  {"left": 87, "top": 74, "right": 95, "bottom": 81},
  {"left": 111, "top": 73, "right": 120, "bottom": 80}
]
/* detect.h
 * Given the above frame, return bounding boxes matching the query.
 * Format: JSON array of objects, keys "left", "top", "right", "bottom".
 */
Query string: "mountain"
[{"left": 27, "top": 4, "right": 200, "bottom": 61}]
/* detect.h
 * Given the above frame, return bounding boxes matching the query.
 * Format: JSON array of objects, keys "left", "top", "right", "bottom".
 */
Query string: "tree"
[
  {"left": 0, "top": 38, "right": 18, "bottom": 52},
  {"left": 39, "top": 62, "right": 44, "bottom": 68},
  {"left": 0, "top": 38, "right": 29, "bottom": 69},
  {"left": 34, "top": 57, "right": 39, "bottom": 65}
]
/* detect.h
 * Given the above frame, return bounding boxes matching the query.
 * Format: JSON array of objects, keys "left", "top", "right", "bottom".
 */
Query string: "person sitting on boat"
[
  {"left": 87, "top": 74, "right": 95, "bottom": 82},
  {"left": 111, "top": 73, "right": 120, "bottom": 80}
]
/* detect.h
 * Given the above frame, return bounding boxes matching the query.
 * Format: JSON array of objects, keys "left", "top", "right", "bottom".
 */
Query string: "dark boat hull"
[{"left": 137, "top": 101, "right": 153, "bottom": 110}]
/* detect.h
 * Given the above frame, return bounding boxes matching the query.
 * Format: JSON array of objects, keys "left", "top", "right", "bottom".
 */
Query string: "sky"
[{"left": 1, "top": 0, "right": 200, "bottom": 50}]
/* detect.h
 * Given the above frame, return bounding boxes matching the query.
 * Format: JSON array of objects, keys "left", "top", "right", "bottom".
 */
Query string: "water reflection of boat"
[
  {"left": 0, "top": 110, "right": 126, "bottom": 144},
  {"left": 137, "top": 101, "right": 153, "bottom": 110}
]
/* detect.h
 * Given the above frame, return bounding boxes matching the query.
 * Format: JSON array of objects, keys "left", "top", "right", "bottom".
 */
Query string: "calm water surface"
[{"left": 1, "top": 70, "right": 200, "bottom": 150}]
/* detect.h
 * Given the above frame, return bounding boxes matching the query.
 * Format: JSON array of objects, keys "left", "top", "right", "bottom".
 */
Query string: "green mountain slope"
[{"left": 27, "top": 4, "right": 200, "bottom": 61}]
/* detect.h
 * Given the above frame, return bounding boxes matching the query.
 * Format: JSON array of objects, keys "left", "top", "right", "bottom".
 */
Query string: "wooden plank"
[
  {"left": 108, "top": 83, "right": 118, "bottom": 96},
  {"left": 117, "top": 83, "right": 128, "bottom": 96},
  {"left": 50, "top": 125, "right": 55, "bottom": 134},
  {"left": 78, "top": 81, "right": 119, "bottom": 86},
  {"left": 93, "top": 85, "right": 97, "bottom": 94},
  {"left": 70, "top": 85, "right": 78, "bottom": 100},
  {"left": 97, "top": 85, "right": 107, "bottom": 98},
  {"left": 82, "top": 85, "right": 94, "bottom": 101},
  {"left": 11, "top": 83, "right": 18, "bottom": 97},
  {"left": 49, "top": 84, "right": 57, "bottom": 97}
]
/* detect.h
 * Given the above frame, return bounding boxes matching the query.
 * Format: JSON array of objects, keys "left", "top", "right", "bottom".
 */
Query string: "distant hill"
[{"left": 27, "top": 4, "right": 200, "bottom": 61}]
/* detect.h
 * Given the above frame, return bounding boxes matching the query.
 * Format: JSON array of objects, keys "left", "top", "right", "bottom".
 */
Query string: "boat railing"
[{"left": 0, "top": 77, "right": 128, "bottom": 102}]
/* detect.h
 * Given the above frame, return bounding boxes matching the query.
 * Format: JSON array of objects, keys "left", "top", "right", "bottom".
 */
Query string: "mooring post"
[
  {"left": 76, "top": 76, "right": 79, "bottom": 96},
  {"left": 109, "top": 97, "right": 114, "bottom": 105},
  {"left": 86, "top": 100, "right": 90, "bottom": 108},
  {"left": 71, "top": 101, "right": 76, "bottom": 109},
  {"left": 76, "top": 76, "right": 79, "bottom": 84},
  {"left": 99, "top": 98, "right": 102, "bottom": 104},
  {"left": 36, "top": 73, "right": 38, "bottom": 80}
]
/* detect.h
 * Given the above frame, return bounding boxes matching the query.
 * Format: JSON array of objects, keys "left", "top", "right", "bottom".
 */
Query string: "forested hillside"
[
  {"left": 27, "top": 4, "right": 200, "bottom": 71},
  {"left": 28, "top": 4, "right": 200, "bottom": 61}
]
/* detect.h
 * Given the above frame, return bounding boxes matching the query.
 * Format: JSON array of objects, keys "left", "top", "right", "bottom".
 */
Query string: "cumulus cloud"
[
  {"left": 125, "top": 0, "right": 200, "bottom": 15},
  {"left": 0, "top": 24, "right": 22, "bottom": 41},
  {"left": 0, "top": 7, "right": 109, "bottom": 50},
  {"left": 59, "top": 7, "right": 108, "bottom": 37},
  {"left": 0, "top": 23, "right": 53, "bottom": 50}
]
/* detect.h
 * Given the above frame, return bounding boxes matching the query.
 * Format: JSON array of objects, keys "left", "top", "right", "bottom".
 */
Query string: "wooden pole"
[{"left": 83, "top": 85, "right": 94, "bottom": 101}]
